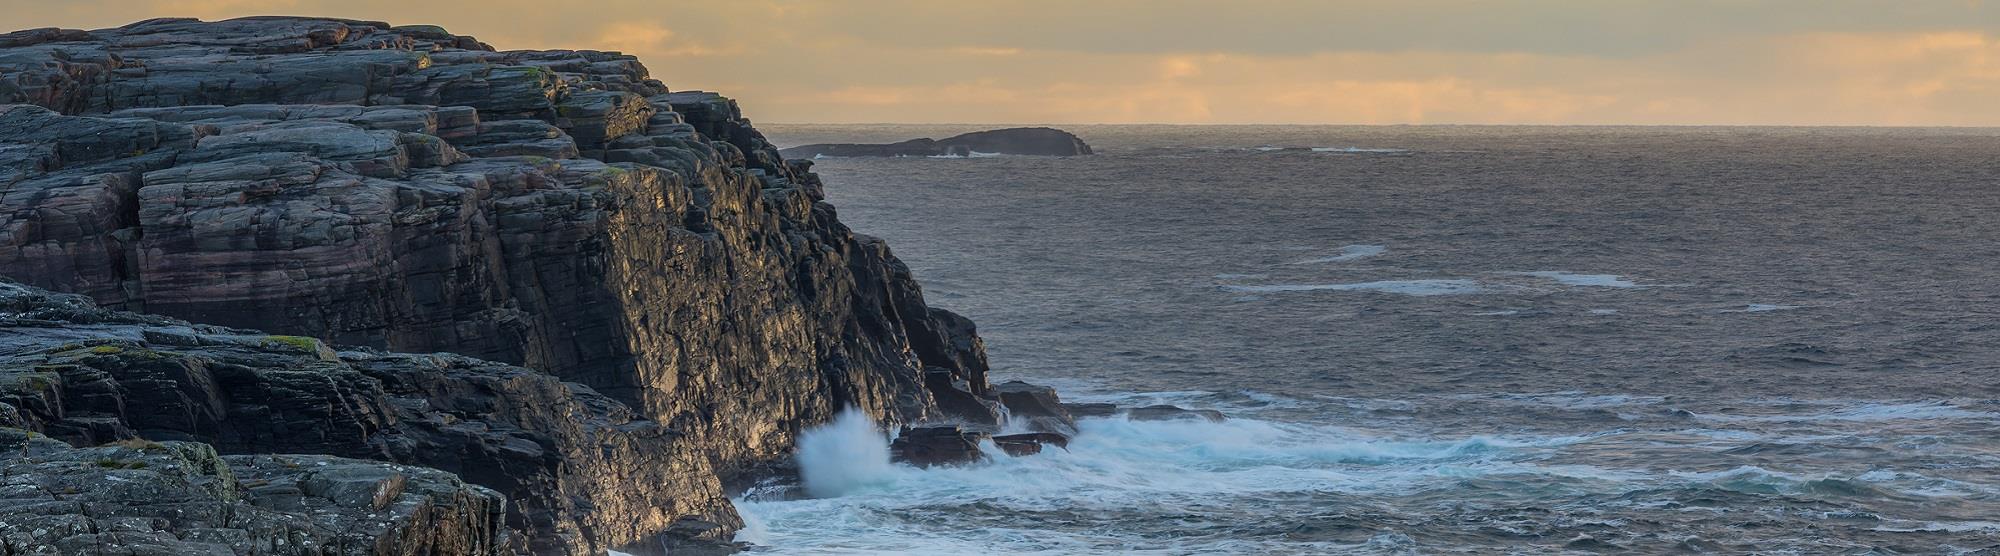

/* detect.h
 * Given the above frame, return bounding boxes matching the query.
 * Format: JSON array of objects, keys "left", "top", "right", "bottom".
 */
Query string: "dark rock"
[
  {"left": 1064, "top": 402, "right": 1120, "bottom": 419},
  {"left": 995, "top": 380, "right": 1077, "bottom": 433},
  {"left": 935, "top": 127, "right": 1094, "bottom": 156},
  {"left": 992, "top": 432, "right": 1070, "bottom": 457},
  {"left": 779, "top": 127, "right": 1092, "bottom": 158},
  {"left": 1127, "top": 404, "right": 1228, "bottom": 422},
  {"left": 0, "top": 16, "right": 1061, "bottom": 553},
  {"left": 0, "top": 429, "right": 506, "bottom": 555},
  {"left": 889, "top": 426, "right": 987, "bottom": 468},
  {"left": 0, "top": 280, "right": 731, "bottom": 556}
]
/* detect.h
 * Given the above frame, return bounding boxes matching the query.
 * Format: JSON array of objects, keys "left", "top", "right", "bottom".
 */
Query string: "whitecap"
[
  {"left": 1311, "top": 147, "right": 1409, "bottom": 154},
  {"left": 795, "top": 408, "right": 897, "bottom": 498},
  {"left": 1508, "top": 271, "right": 1643, "bottom": 288},
  {"left": 1288, "top": 244, "right": 1387, "bottom": 264},
  {"left": 1722, "top": 304, "right": 1803, "bottom": 313},
  {"left": 1698, "top": 401, "right": 1996, "bottom": 423},
  {"left": 1220, "top": 279, "right": 1484, "bottom": 296},
  {"left": 736, "top": 413, "right": 1607, "bottom": 554}
]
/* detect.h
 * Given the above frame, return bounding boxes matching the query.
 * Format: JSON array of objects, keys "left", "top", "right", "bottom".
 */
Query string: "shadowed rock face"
[
  {"left": 778, "top": 127, "right": 1094, "bottom": 158},
  {"left": 0, "top": 16, "right": 1016, "bottom": 555}
]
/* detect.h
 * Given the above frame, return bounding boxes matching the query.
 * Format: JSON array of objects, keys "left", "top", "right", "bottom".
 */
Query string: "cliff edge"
[{"left": 0, "top": 16, "right": 1016, "bottom": 555}]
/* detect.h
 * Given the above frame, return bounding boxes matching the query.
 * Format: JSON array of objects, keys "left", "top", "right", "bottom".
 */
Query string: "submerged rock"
[
  {"left": 1063, "top": 402, "right": 1121, "bottom": 419},
  {"left": 1127, "top": 405, "right": 1229, "bottom": 423},
  {"left": 1058, "top": 402, "right": 1228, "bottom": 422},
  {"left": 779, "top": 127, "right": 1093, "bottom": 158}
]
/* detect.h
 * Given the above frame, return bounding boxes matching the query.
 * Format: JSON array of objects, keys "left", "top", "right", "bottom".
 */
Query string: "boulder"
[
  {"left": 1063, "top": 402, "right": 1120, "bottom": 418},
  {"left": 992, "top": 432, "right": 1070, "bottom": 457},
  {"left": 996, "top": 380, "right": 1077, "bottom": 433},
  {"left": 889, "top": 426, "right": 987, "bottom": 467},
  {"left": 1127, "top": 405, "right": 1228, "bottom": 423}
]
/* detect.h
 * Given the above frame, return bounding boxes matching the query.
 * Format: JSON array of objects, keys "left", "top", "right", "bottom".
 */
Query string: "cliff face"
[
  {"left": 0, "top": 280, "right": 729, "bottom": 554},
  {"left": 0, "top": 16, "right": 1004, "bottom": 554}
]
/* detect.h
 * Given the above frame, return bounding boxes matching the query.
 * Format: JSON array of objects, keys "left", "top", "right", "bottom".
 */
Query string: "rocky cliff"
[{"left": 0, "top": 16, "right": 1011, "bottom": 554}]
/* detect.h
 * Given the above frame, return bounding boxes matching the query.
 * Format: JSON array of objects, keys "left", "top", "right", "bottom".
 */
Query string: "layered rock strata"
[{"left": 0, "top": 16, "right": 1022, "bottom": 554}]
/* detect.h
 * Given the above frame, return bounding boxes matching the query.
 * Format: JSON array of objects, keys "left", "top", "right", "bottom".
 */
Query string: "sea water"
[{"left": 737, "top": 125, "right": 2000, "bottom": 554}]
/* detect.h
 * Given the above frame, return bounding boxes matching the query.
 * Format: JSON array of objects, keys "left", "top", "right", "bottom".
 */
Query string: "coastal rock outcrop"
[
  {"left": 778, "top": 127, "right": 1093, "bottom": 158},
  {"left": 0, "top": 16, "right": 1026, "bottom": 554},
  {"left": 0, "top": 429, "right": 506, "bottom": 555},
  {"left": 995, "top": 380, "right": 1077, "bottom": 433},
  {"left": 0, "top": 280, "right": 730, "bottom": 554}
]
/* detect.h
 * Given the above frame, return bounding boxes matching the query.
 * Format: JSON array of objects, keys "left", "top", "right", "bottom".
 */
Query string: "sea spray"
[{"left": 795, "top": 408, "right": 897, "bottom": 498}]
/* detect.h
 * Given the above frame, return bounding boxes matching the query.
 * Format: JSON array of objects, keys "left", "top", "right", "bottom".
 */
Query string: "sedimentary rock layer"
[{"left": 0, "top": 16, "right": 1011, "bottom": 554}]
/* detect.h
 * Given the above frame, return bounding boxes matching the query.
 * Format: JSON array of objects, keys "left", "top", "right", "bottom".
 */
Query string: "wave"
[
  {"left": 1220, "top": 279, "right": 1484, "bottom": 296},
  {"left": 1247, "top": 146, "right": 1410, "bottom": 154},
  {"left": 1505, "top": 271, "right": 1643, "bottom": 288},
  {"left": 1288, "top": 244, "right": 1387, "bottom": 264},
  {"left": 795, "top": 408, "right": 897, "bottom": 498},
  {"left": 1694, "top": 401, "right": 1997, "bottom": 423},
  {"left": 741, "top": 410, "right": 1616, "bottom": 554}
]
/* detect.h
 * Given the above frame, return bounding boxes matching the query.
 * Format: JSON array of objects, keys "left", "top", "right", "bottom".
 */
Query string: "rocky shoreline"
[{"left": 0, "top": 16, "right": 1186, "bottom": 555}]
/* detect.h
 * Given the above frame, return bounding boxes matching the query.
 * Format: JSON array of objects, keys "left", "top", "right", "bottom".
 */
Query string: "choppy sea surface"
[{"left": 738, "top": 125, "right": 2000, "bottom": 554}]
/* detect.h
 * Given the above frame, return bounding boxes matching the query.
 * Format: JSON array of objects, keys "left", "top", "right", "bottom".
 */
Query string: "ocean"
[{"left": 735, "top": 125, "right": 2000, "bottom": 554}]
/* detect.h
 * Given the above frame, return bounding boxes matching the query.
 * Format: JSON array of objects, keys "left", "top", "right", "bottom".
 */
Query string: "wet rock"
[
  {"left": 992, "top": 432, "right": 1070, "bottom": 457},
  {"left": 1063, "top": 402, "right": 1120, "bottom": 419},
  {"left": 779, "top": 127, "right": 1093, "bottom": 158},
  {"left": 889, "top": 426, "right": 987, "bottom": 467},
  {"left": 1127, "top": 404, "right": 1229, "bottom": 422},
  {"left": 995, "top": 380, "right": 1077, "bottom": 433}
]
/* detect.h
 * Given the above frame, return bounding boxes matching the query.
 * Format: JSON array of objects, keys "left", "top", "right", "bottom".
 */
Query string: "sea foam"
[
  {"left": 795, "top": 408, "right": 897, "bottom": 498},
  {"left": 1222, "top": 279, "right": 1483, "bottom": 296}
]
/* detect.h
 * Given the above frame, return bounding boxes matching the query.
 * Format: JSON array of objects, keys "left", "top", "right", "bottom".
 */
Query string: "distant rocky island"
[
  {"left": 779, "top": 127, "right": 1093, "bottom": 158},
  {"left": 0, "top": 16, "right": 1194, "bottom": 555}
]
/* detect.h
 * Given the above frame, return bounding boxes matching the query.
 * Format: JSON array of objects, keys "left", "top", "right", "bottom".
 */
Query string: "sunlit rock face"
[{"left": 0, "top": 16, "right": 1002, "bottom": 555}]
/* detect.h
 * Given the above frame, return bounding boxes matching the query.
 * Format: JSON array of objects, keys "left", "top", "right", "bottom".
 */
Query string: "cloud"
[
  {"left": 590, "top": 22, "right": 737, "bottom": 57},
  {"left": 4, "top": 2, "right": 2000, "bottom": 124}
]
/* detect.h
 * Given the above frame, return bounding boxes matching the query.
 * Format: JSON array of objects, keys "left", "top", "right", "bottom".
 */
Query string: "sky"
[{"left": 4, "top": 1, "right": 2000, "bottom": 125}]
